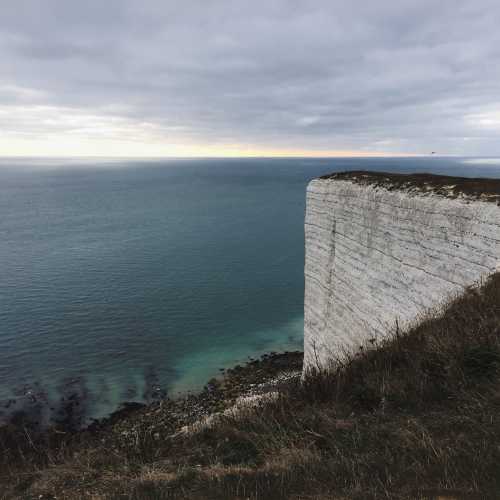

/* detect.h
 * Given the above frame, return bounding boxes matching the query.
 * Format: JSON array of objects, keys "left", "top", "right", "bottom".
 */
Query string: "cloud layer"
[{"left": 1, "top": 0, "right": 500, "bottom": 156}]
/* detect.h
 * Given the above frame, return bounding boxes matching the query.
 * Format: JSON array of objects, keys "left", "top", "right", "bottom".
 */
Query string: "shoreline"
[
  {"left": 91, "top": 350, "right": 303, "bottom": 436},
  {"left": 0, "top": 349, "right": 303, "bottom": 432},
  {"left": 1, "top": 350, "right": 303, "bottom": 441}
]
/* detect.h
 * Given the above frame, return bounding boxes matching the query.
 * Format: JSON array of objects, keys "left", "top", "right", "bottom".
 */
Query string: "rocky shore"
[
  {"left": 0, "top": 350, "right": 303, "bottom": 474},
  {"left": 96, "top": 350, "right": 303, "bottom": 445}
]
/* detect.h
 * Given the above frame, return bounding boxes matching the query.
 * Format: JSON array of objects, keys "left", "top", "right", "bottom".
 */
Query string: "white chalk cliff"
[{"left": 304, "top": 172, "right": 500, "bottom": 370}]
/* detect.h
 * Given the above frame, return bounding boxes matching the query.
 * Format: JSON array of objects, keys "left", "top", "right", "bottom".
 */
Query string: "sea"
[{"left": 1, "top": 156, "right": 500, "bottom": 425}]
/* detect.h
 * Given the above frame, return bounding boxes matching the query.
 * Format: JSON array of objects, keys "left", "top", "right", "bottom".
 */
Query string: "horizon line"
[{"left": 0, "top": 153, "right": 461, "bottom": 160}]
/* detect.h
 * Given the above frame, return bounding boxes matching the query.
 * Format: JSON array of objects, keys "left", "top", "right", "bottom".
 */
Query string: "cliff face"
[{"left": 304, "top": 172, "right": 500, "bottom": 370}]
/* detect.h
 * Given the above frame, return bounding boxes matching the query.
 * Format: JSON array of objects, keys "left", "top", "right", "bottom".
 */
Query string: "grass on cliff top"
[
  {"left": 320, "top": 170, "right": 500, "bottom": 202},
  {"left": 3, "top": 274, "right": 500, "bottom": 499}
]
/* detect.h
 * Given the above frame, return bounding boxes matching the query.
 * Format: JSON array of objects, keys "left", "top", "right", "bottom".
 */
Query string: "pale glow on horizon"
[
  {"left": 0, "top": 104, "right": 415, "bottom": 159},
  {"left": 0, "top": 139, "right": 413, "bottom": 159}
]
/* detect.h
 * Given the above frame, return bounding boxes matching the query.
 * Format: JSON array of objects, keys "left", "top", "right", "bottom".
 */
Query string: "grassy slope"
[{"left": 3, "top": 274, "right": 500, "bottom": 499}]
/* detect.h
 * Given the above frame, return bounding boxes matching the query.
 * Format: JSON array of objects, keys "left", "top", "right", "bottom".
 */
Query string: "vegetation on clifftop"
[
  {"left": 320, "top": 170, "right": 500, "bottom": 203},
  {"left": 2, "top": 274, "right": 500, "bottom": 499}
]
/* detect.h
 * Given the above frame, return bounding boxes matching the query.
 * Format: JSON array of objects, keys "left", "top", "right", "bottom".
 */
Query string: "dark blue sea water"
[{"left": 2, "top": 156, "right": 500, "bottom": 425}]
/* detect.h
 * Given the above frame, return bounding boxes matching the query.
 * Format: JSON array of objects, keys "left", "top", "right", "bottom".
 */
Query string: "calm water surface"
[{"left": 1, "top": 156, "right": 500, "bottom": 424}]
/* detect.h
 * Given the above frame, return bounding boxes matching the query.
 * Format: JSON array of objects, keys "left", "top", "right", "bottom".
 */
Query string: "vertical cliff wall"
[{"left": 304, "top": 171, "right": 500, "bottom": 370}]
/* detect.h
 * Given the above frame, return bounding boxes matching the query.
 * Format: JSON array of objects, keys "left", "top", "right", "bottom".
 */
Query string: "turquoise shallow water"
[{"left": 1, "top": 156, "right": 500, "bottom": 425}]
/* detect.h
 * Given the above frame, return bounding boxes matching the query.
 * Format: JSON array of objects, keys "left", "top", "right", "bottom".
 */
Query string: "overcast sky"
[{"left": 1, "top": 0, "right": 499, "bottom": 157}]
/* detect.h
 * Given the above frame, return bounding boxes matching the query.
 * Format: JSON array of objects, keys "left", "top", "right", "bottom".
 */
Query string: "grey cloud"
[{"left": 1, "top": 0, "right": 500, "bottom": 154}]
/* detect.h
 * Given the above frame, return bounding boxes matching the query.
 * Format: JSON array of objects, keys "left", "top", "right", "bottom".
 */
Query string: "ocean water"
[{"left": 1, "top": 156, "right": 500, "bottom": 425}]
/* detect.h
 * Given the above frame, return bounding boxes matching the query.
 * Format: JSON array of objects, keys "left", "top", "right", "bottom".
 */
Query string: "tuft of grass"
[{"left": 2, "top": 275, "right": 500, "bottom": 499}]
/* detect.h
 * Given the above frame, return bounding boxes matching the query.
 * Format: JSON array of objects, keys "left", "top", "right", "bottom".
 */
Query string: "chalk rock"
[{"left": 304, "top": 172, "right": 500, "bottom": 370}]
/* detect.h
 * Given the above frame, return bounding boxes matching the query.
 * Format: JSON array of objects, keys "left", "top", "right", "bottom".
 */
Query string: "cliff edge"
[{"left": 304, "top": 170, "right": 500, "bottom": 369}]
